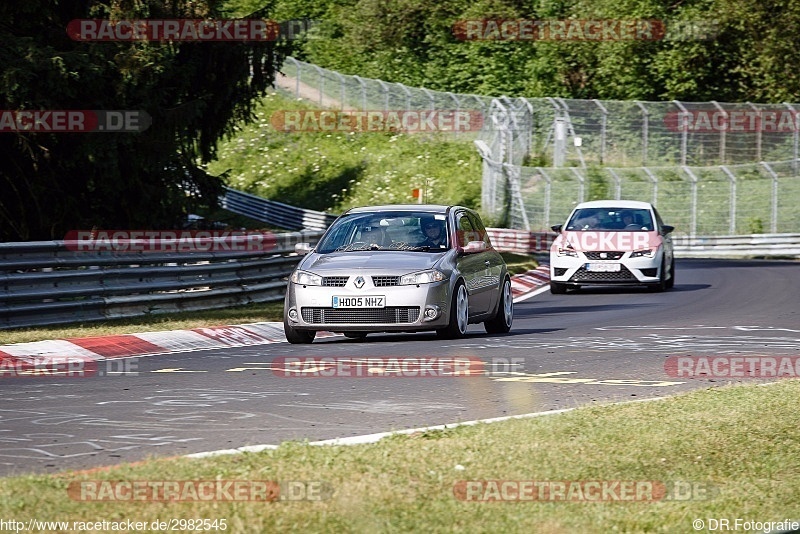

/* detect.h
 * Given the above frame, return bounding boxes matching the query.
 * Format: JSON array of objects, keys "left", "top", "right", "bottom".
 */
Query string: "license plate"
[
  {"left": 585, "top": 263, "right": 621, "bottom": 272},
  {"left": 332, "top": 295, "right": 385, "bottom": 308}
]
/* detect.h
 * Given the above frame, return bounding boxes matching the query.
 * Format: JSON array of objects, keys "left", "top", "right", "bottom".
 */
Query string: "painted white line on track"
[
  {"left": 183, "top": 395, "right": 675, "bottom": 458},
  {"left": 513, "top": 284, "right": 550, "bottom": 303}
]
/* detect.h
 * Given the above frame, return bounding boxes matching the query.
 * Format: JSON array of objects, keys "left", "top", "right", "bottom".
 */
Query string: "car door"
[
  {"left": 468, "top": 211, "right": 503, "bottom": 314},
  {"left": 454, "top": 211, "right": 492, "bottom": 316},
  {"left": 653, "top": 207, "right": 674, "bottom": 267}
]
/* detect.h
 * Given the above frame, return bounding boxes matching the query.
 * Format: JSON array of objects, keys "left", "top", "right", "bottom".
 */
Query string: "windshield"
[
  {"left": 565, "top": 208, "right": 654, "bottom": 231},
  {"left": 316, "top": 211, "right": 450, "bottom": 253}
]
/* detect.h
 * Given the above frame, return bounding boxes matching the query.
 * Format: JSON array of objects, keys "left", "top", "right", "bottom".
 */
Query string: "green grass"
[
  {"left": 0, "top": 301, "right": 285, "bottom": 345},
  {"left": 2, "top": 381, "right": 798, "bottom": 532},
  {"left": 205, "top": 92, "right": 483, "bottom": 217}
]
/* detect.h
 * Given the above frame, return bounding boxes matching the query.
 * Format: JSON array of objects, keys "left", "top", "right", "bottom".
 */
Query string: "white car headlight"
[
  {"left": 400, "top": 269, "right": 446, "bottom": 285},
  {"left": 630, "top": 249, "right": 656, "bottom": 258},
  {"left": 290, "top": 270, "right": 322, "bottom": 286}
]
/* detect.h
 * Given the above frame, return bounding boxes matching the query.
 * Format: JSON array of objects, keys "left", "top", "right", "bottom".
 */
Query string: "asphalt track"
[{"left": 1, "top": 259, "right": 798, "bottom": 476}]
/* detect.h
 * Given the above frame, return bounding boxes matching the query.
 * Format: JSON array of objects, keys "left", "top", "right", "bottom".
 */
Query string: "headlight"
[
  {"left": 400, "top": 269, "right": 446, "bottom": 285},
  {"left": 557, "top": 242, "right": 578, "bottom": 257},
  {"left": 630, "top": 249, "right": 656, "bottom": 258},
  {"left": 290, "top": 270, "right": 322, "bottom": 286}
]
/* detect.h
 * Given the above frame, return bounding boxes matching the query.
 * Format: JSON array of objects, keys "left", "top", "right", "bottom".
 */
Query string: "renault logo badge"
[{"left": 354, "top": 276, "right": 365, "bottom": 288}]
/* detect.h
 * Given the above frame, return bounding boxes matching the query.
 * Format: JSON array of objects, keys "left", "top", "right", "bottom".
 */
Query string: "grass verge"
[
  {"left": 0, "top": 302, "right": 285, "bottom": 346},
  {"left": 1, "top": 381, "right": 798, "bottom": 532}
]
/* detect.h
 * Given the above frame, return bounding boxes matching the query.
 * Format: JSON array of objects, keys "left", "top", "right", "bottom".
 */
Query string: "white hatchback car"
[{"left": 549, "top": 200, "right": 675, "bottom": 293}]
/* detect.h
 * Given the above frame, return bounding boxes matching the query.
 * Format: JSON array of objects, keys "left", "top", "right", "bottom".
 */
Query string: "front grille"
[
  {"left": 553, "top": 267, "right": 568, "bottom": 277},
  {"left": 322, "top": 276, "right": 349, "bottom": 287},
  {"left": 584, "top": 251, "right": 625, "bottom": 260},
  {"left": 372, "top": 275, "right": 400, "bottom": 287},
  {"left": 569, "top": 265, "right": 637, "bottom": 282},
  {"left": 301, "top": 307, "right": 420, "bottom": 324}
]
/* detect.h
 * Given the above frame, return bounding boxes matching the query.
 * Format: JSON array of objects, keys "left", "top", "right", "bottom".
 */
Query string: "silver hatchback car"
[{"left": 283, "top": 205, "right": 513, "bottom": 343}]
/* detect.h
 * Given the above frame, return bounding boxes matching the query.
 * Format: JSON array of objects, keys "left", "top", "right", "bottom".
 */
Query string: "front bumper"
[
  {"left": 284, "top": 279, "right": 452, "bottom": 332},
  {"left": 549, "top": 250, "right": 663, "bottom": 286}
]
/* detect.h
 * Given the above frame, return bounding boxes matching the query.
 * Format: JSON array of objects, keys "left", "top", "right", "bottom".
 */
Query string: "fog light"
[
  {"left": 288, "top": 308, "right": 298, "bottom": 321},
  {"left": 423, "top": 306, "right": 439, "bottom": 321}
]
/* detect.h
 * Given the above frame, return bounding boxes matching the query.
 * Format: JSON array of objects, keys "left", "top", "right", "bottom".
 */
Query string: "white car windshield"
[
  {"left": 316, "top": 211, "right": 449, "bottom": 253},
  {"left": 565, "top": 208, "right": 654, "bottom": 231}
]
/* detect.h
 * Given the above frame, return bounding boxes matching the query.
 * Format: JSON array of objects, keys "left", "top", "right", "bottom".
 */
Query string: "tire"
[
  {"left": 344, "top": 332, "right": 368, "bottom": 340},
  {"left": 436, "top": 281, "right": 469, "bottom": 339},
  {"left": 550, "top": 281, "right": 567, "bottom": 294},
  {"left": 284, "top": 317, "right": 316, "bottom": 344},
  {"left": 485, "top": 277, "right": 513, "bottom": 334},
  {"left": 665, "top": 258, "right": 675, "bottom": 289}
]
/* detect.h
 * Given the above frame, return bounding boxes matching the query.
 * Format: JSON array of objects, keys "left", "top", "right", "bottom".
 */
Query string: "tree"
[{"left": 0, "top": 0, "right": 289, "bottom": 241}]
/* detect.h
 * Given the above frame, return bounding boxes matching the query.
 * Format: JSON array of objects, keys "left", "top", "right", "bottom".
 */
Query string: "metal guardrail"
[
  {"left": 671, "top": 233, "right": 800, "bottom": 258},
  {"left": 221, "top": 187, "right": 338, "bottom": 230},
  {"left": 485, "top": 228, "right": 800, "bottom": 259},
  {"left": 0, "top": 231, "right": 324, "bottom": 330}
]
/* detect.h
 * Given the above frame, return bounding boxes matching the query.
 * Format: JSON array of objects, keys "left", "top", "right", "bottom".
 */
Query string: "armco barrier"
[
  {"left": 0, "top": 231, "right": 323, "bottom": 330},
  {"left": 486, "top": 229, "right": 800, "bottom": 258},
  {"left": 671, "top": 233, "right": 800, "bottom": 258},
  {"left": 221, "top": 187, "right": 338, "bottom": 230}
]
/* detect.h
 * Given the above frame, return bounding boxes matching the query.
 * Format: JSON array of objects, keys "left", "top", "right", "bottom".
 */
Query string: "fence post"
[
  {"left": 331, "top": 71, "right": 345, "bottom": 109},
  {"left": 421, "top": 88, "right": 436, "bottom": 111},
  {"left": 607, "top": 168, "right": 622, "bottom": 200},
  {"left": 556, "top": 97, "right": 586, "bottom": 169},
  {"left": 398, "top": 83, "right": 412, "bottom": 111},
  {"left": 760, "top": 161, "right": 779, "bottom": 233},
  {"left": 719, "top": 165, "right": 737, "bottom": 234},
  {"left": 313, "top": 65, "right": 325, "bottom": 106},
  {"left": 682, "top": 166, "right": 700, "bottom": 237},
  {"left": 593, "top": 99, "right": 608, "bottom": 164},
  {"left": 786, "top": 103, "right": 798, "bottom": 176},
  {"left": 748, "top": 102, "right": 762, "bottom": 161},
  {"left": 572, "top": 167, "right": 586, "bottom": 203},
  {"left": 711, "top": 101, "right": 727, "bottom": 164},
  {"left": 353, "top": 76, "right": 367, "bottom": 111},
  {"left": 635, "top": 101, "right": 649, "bottom": 165},
  {"left": 673, "top": 100, "right": 689, "bottom": 165},
  {"left": 538, "top": 167, "right": 553, "bottom": 228},
  {"left": 377, "top": 80, "right": 390, "bottom": 112},
  {"left": 642, "top": 167, "right": 659, "bottom": 206}
]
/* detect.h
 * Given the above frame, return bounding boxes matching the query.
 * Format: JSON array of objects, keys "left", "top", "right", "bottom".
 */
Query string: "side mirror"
[
  {"left": 551, "top": 224, "right": 563, "bottom": 232},
  {"left": 460, "top": 240, "right": 487, "bottom": 255},
  {"left": 661, "top": 225, "right": 675, "bottom": 235},
  {"left": 294, "top": 242, "right": 313, "bottom": 255}
]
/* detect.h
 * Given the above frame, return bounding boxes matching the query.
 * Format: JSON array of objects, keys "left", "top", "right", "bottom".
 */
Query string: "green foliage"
[
  {"left": 586, "top": 166, "right": 610, "bottom": 201},
  {"left": 270, "top": 0, "right": 800, "bottom": 102},
  {"left": 205, "top": 92, "right": 482, "bottom": 214},
  {"left": 0, "top": 1, "right": 289, "bottom": 240}
]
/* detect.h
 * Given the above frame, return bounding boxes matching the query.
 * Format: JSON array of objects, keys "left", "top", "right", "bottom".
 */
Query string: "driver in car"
[{"left": 418, "top": 217, "right": 447, "bottom": 249}]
